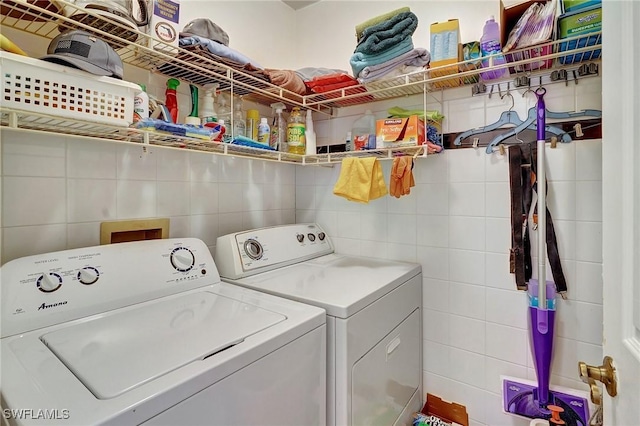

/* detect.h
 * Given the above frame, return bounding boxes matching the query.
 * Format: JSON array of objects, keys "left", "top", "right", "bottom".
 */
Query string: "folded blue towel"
[
  {"left": 180, "top": 36, "right": 263, "bottom": 69},
  {"left": 350, "top": 37, "right": 414, "bottom": 77},
  {"left": 357, "top": 47, "right": 430, "bottom": 83},
  {"left": 355, "top": 12, "right": 418, "bottom": 55}
]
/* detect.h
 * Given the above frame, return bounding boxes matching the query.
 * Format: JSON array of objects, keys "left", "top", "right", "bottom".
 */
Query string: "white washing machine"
[
  {"left": 215, "top": 223, "right": 423, "bottom": 426},
  {"left": 1, "top": 238, "right": 326, "bottom": 426}
]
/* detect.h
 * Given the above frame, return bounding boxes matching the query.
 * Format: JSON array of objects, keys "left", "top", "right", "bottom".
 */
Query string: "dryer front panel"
[{"left": 351, "top": 309, "right": 421, "bottom": 426}]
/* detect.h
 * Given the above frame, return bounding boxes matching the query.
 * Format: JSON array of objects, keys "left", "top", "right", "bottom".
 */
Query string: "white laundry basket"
[{"left": 1, "top": 51, "right": 139, "bottom": 127}]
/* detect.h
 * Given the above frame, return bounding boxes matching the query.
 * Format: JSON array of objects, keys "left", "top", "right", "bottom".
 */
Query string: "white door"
[{"left": 602, "top": 1, "right": 640, "bottom": 423}]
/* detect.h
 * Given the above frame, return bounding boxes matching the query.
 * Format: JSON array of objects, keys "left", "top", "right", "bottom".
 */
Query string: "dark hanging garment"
[{"left": 508, "top": 142, "right": 568, "bottom": 296}]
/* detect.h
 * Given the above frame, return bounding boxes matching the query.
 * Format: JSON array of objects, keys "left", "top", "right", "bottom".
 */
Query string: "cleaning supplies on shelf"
[
  {"left": 480, "top": 16, "right": 507, "bottom": 80},
  {"left": 269, "top": 102, "right": 286, "bottom": 151},
  {"left": 165, "top": 78, "right": 180, "bottom": 123},
  {"left": 305, "top": 110, "right": 316, "bottom": 155},
  {"left": 351, "top": 109, "right": 376, "bottom": 150},
  {"left": 287, "top": 106, "right": 306, "bottom": 155},
  {"left": 133, "top": 84, "right": 149, "bottom": 123},
  {"left": 134, "top": 117, "right": 220, "bottom": 141},
  {"left": 200, "top": 83, "right": 218, "bottom": 125},
  {"left": 246, "top": 109, "right": 260, "bottom": 141},
  {"left": 257, "top": 117, "right": 270, "bottom": 145},
  {"left": 185, "top": 84, "right": 201, "bottom": 126}
]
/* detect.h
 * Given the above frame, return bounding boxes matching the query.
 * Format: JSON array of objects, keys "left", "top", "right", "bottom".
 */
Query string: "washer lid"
[
  {"left": 226, "top": 254, "right": 421, "bottom": 318},
  {"left": 41, "top": 290, "right": 285, "bottom": 400}
]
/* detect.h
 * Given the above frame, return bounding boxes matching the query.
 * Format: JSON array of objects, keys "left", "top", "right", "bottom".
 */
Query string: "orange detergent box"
[{"left": 376, "top": 116, "right": 425, "bottom": 148}]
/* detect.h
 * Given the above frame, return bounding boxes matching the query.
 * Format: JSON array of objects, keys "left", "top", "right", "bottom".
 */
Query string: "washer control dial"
[
  {"left": 307, "top": 233, "right": 316, "bottom": 242},
  {"left": 296, "top": 233, "right": 305, "bottom": 243},
  {"left": 243, "top": 239, "right": 264, "bottom": 260},
  {"left": 171, "top": 247, "right": 195, "bottom": 272},
  {"left": 37, "top": 273, "right": 62, "bottom": 293},
  {"left": 77, "top": 267, "right": 99, "bottom": 285},
  {"left": 318, "top": 232, "right": 326, "bottom": 241}
]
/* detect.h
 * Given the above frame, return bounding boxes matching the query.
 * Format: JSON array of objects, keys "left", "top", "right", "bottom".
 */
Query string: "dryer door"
[{"left": 351, "top": 309, "right": 421, "bottom": 426}]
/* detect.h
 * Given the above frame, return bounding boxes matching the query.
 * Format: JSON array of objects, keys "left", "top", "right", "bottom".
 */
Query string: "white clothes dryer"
[
  {"left": 1, "top": 238, "right": 326, "bottom": 426},
  {"left": 215, "top": 223, "right": 423, "bottom": 426}
]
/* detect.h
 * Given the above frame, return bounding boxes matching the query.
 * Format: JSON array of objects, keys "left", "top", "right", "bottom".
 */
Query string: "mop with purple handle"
[
  {"left": 530, "top": 87, "right": 556, "bottom": 415},
  {"left": 503, "top": 88, "right": 590, "bottom": 425}
]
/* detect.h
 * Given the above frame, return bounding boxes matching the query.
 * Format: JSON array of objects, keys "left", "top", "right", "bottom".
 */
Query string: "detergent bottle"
[
  {"left": 287, "top": 107, "right": 306, "bottom": 155},
  {"left": 480, "top": 16, "right": 507, "bottom": 80},
  {"left": 351, "top": 109, "right": 376, "bottom": 150},
  {"left": 133, "top": 84, "right": 149, "bottom": 123},
  {"left": 258, "top": 118, "right": 271, "bottom": 145},
  {"left": 165, "top": 78, "right": 180, "bottom": 123}
]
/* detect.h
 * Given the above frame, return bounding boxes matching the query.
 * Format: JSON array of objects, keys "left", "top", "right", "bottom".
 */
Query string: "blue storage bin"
[
  {"left": 557, "top": 5, "right": 602, "bottom": 65},
  {"left": 561, "top": 0, "right": 601, "bottom": 13}
]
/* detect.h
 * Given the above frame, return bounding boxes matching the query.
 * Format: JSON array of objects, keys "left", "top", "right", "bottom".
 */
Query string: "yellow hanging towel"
[{"left": 333, "top": 157, "right": 388, "bottom": 203}]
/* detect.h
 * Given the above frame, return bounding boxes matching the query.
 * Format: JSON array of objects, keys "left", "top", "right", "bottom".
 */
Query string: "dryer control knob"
[
  {"left": 243, "top": 239, "right": 264, "bottom": 260},
  {"left": 171, "top": 247, "right": 195, "bottom": 272},
  {"left": 318, "top": 232, "right": 326, "bottom": 241},
  {"left": 307, "top": 233, "right": 316, "bottom": 242},
  {"left": 78, "top": 267, "right": 99, "bottom": 285},
  {"left": 37, "top": 273, "right": 62, "bottom": 293},
  {"left": 296, "top": 234, "right": 304, "bottom": 243}
]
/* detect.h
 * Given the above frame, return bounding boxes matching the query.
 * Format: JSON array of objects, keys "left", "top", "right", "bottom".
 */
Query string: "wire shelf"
[
  {"left": 0, "top": 0, "right": 602, "bottom": 165},
  {"left": 1, "top": 107, "right": 437, "bottom": 165},
  {"left": 1, "top": 0, "right": 602, "bottom": 112}
]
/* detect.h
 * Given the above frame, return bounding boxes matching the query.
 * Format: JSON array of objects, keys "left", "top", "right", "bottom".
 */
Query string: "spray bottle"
[
  {"left": 232, "top": 96, "right": 246, "bottom": 138},
  {"left": 217, "top": 93, "right": 231, "bottom": 127},
  {"left": 269, "top": 102, "right": 286, "bottom": 151},
  {"left": 165, "top": 78, "right": 180, "bottom": 123},
  {"left": 200, "top": 83, "right": 219, "bottom": 125}
]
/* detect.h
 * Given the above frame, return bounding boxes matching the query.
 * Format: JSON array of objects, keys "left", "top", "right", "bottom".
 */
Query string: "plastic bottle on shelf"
[
  {"left": 165, "top": 78, "right": 180, "bottom": 123},
  {"left": 133, "top": 84, "right": 149, "bottom": 123},
  {"left": 217, "top": 94, "right": 231, "bottom": 128},
  {"left": 200, "top": 83, "right": 219, "bottom": 125},
  {"left": 287, "top": 107, "right": 306, "bottom": 155},
  {"left": 351, "top": 109, "right": 376, "bottom": 151},
  {"left": 345, "top": 131, "right": 352, "bottom": 152},
  {"left": 305, "top": 109, "right": 316, "bottom": 155},
  {"left": 232, "top": 97, "right": 246, "bottom": 138},
  {"left": 270, "top": 102, "right": 287, "bottom": 151},
  {"left": 215, "top": 119, "right": 226, "bottom": 142},
  {"left": 480, "top": 16, "right": 507, "bottom": 80},
  {"left": 246, "top": 109, "right": 260, "bottom": 140},
  {"left": 258, "top": 117, "right": 271, "bottom": 145}
]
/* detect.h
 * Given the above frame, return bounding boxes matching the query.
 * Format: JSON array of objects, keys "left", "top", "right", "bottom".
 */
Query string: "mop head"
[{"left": 502, "top": 376, "right": 591, "bottom": 425}]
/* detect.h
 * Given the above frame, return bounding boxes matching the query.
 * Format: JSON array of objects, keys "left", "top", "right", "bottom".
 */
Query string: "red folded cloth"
[{"left": 305, "top": 73, "right": 374, "bottom": 104}]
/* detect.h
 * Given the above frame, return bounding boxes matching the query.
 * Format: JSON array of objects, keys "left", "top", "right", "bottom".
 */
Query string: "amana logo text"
[{"left": 38, "top": 301, "right": 67, "bottom": 310}]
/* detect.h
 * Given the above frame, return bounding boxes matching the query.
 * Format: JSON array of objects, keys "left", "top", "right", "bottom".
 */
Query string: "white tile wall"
[
  {"left": 1, "top": 131, "right": 296, "bottom": 264},
  {"left": 297, "top": 79, "right": 603, "bottom": 424}
]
